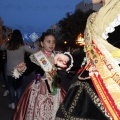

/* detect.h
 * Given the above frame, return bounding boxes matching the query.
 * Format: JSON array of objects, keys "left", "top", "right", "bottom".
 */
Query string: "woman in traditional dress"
[
  {"left": 56, "top": 0, "right": 120, "bottom": 120},
  {"left": 12, "top": 32, "right": 73, "bottom": 120}
]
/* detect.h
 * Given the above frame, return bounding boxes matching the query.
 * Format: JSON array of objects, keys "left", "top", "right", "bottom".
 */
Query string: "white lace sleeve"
[
  {"left": 64, "top": 52, "right": 74, "bottom": 71},
  {"left": 102, "top": 14, "right": 120, "bottom": 40},
  {"left": 12, "top": 66, "right": 27, "bottom": 79}
]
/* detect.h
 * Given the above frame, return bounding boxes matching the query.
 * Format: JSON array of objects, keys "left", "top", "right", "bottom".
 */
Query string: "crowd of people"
[{"left": 0, "top": 0, "right": 120, "bottom": 120}]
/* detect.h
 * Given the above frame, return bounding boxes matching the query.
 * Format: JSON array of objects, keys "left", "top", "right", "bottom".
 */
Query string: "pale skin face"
[
  {"left": 91, "top": 0, "right": 105, "bottom": 5},
  {"left": 40, "top": 35, "right": 56, "bottom": 52}
]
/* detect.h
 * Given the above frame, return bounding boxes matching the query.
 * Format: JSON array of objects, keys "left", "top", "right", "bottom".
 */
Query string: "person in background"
[
  {"left": 0, "top": 29, "right": 39, "bottom": 110},
  {"left": 2, "top": 32, "right": 12, "bottom": 97},
  {"left": 0, "top": 50, "right": 7, "bottom": 88},
  {"left": 12, "top": 32, "right": 73, "bottom": 120}
]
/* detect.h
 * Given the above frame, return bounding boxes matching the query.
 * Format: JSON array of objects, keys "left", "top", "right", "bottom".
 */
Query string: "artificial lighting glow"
[
  {"left": 64, "top": 41, "right": 67, "bottom": 44},
  {"left": 76, "top": 33, "right": 85, "bottom": 46}
]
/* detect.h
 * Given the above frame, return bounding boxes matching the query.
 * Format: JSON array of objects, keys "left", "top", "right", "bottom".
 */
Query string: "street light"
[{"left": 64, "top": 40, "right": 67, "bottom": 44}]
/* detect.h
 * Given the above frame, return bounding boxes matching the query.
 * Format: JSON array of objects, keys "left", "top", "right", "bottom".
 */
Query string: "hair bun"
[{"left": 42, "top": 32, "right": 46, "bottom": 36}]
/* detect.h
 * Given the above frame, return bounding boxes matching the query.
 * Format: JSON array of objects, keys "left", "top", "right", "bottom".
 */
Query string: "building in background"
[
  {"left": 46, "top": 0, "right": 102, "bottom": 48},
  {"left": 47, "top": 24, "right": 61, "bottom": 42},
  {"left": 75, "top": 0, "right": 102, "bottom": 12},
  {"left": 47, "top": 24, "right": 60, "bottom": 34}
]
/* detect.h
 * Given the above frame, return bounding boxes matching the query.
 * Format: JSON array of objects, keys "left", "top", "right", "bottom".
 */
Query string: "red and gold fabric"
[
  {"left": 86, "top": 40, "right": 120, "bottom": 119},
  {"left": 84, "top": 1, "right": 120, "bottom": 118}
]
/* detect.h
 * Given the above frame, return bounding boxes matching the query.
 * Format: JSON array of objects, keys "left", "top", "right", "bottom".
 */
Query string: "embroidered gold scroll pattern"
[
  {"left": 89, "top": 47, "right": 120, "bottom": 111},
  {"left": 85, "top": 82, "right": 112, "bottom": 120},
  {"left": 61, "top": 81, "right": 111, "bottom": 119},
  {"left": 61, "top": 83, "right": 83, "bottom": 119}
]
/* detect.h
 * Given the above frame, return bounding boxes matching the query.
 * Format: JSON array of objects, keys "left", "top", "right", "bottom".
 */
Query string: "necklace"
[
  {"left": 43, "top": 50, "right": 52, "bottom": 57},
  {"left": 42, "top": 50, "right": 54, "bottom": 65}
]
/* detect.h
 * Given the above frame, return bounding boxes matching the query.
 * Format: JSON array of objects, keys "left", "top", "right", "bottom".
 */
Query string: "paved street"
[
  {"left": 0, "top": 72, "right": 35, "bottom": 120},
  {"left": 0, "top": 84, "right": 14, "bottom": 120}
]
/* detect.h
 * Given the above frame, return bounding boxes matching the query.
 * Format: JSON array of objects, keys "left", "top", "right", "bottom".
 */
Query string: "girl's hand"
[
  {"left": 54, "top": 53, "right": 69, "bottom": 69},
  {"left": 16, "top": 62, "right": 26, "bottom": 73}
]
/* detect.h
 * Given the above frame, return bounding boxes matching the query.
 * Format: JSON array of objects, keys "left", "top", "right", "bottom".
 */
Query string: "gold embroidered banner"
[
  {"left": 87, "top": 40, "right": 120, "bottom": 120},
  {"left": 33, "top": 51, "right": 56, "bottom": 81}
]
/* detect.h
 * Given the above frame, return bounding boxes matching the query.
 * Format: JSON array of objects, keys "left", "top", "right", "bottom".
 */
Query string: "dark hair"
[
  {"left": 39, "top": 32, "right": 56, "bottom": 42},
  {"left": 8, "top": 33, "right": 12, "bottom": 37},
  {"left": 7, "top": 29, "right": 24, "bottom": 50}
]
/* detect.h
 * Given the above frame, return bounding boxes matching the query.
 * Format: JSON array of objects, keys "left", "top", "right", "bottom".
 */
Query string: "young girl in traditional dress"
[{"left": 12, "top": 32, "right": 73, "bottom": 120}]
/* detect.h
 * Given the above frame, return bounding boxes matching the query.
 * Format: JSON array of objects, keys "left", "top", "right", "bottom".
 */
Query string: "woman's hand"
[
  {"left": 78, "top": 76, "right": 90, "bottom": 80},
  {"left": 16, "top": 62, "right": 26, "bottom": 73},
  {"left": 78, "top": 76, "right": 86, "bottom": 80},
  {"left": 54, "top": 53, "right": 69, "bottom": 69}
]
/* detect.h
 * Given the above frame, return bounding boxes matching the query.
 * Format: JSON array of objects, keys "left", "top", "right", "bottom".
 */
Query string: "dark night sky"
[{"left": 0, "top": 0, "right": 91, "bottom": 37}]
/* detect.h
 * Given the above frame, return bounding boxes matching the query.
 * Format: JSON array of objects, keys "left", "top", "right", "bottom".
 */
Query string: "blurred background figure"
[{"left": 0, "top": 29, "right": 39, "bottom": 110}]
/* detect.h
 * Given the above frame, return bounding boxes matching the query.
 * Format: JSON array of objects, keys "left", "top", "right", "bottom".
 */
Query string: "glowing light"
[
  {"left": 76, "top": 33, "right": 85, "bottom": 46},
  {"left": 64, "top": 40, "right": 67, "bottom": 44}
]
